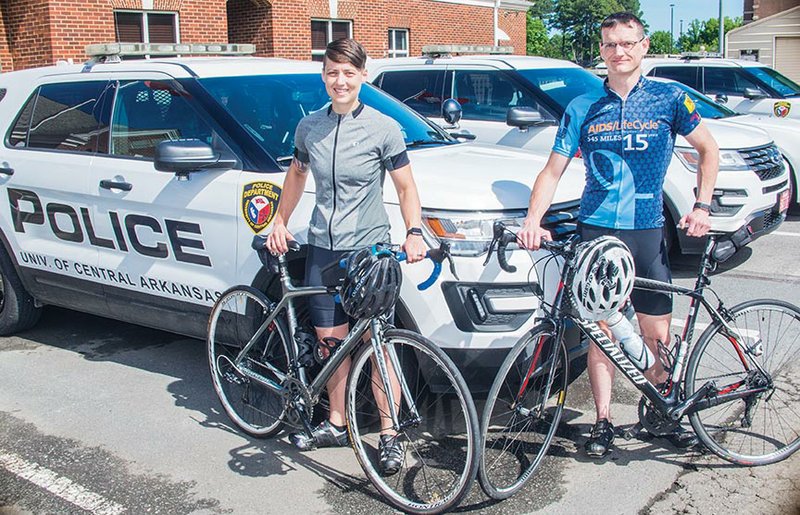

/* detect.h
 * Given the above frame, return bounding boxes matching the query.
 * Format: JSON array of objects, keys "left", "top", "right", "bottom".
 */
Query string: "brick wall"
[
  {"left": 267, "top": 0, "right": 527, "bottom": 61},
  {"left": 227, "top": 0, "right": 274, "bottom": 56},
  {"left": 2, "top": 0, "right": 54, "bottom": 71}
]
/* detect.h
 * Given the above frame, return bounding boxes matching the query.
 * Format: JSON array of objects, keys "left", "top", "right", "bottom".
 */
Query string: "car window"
[
  {"left": 668, "top": 81, "right": 738, "bottom": 119},
  {"left": 110, "top": 80, "right": 216, "bottom": 159},
  {"left": 452, "top": 70, "right": 546, "bottom": 122},
  {"left": 514, "top": 67, "right": 602, "bottom": 115},
  {"left": 744, "top": 67, "right": 800, "bottom": 98},
  {"left": 649, "top": 66, "right": 700, "bottom": 90},
  {"left": 8, "top": 81, "right": 111, "bottom": 153},
  {"left": 702, "top": 67, "right": 763, "bottom": 97},
  {"left": 199, "top": 74, "right": 452, "bottom": 161},
  {"left": 376, "top": 70, "right": 446, "bottom": 118}
]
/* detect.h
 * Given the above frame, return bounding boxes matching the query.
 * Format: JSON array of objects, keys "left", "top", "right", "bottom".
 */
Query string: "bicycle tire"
[
  {"left": 478, "top": 323, "right": 568, "bottom": 499},
  {"left": 345, "top": 329, "right": 480, "bottom": 514},
  {"left": 208, "top": 286, "right": 291, "bottom": 438},
  {"left": 685, "top": 299, "right": 800, "bottom": 465}
]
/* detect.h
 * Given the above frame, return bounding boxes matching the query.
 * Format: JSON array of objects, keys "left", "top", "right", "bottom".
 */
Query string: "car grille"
[
  {"left": 762, "top": 208, "right": 784, "bottom": 232},
  {"left": 740, "top": 144, "right": 785, "bottom": 181},
  {"left": 541, "top": 199, "right": 580, "bottom": 238}
]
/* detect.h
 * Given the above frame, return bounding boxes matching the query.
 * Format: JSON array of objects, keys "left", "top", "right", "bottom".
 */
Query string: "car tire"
[{"left": 0, "top": 246, "right": 42, "bottom": 335}]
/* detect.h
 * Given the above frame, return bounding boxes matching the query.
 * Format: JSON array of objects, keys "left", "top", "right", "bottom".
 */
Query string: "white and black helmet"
[{"left": 568, "top": 236, "right": 635, "bottom": 321}]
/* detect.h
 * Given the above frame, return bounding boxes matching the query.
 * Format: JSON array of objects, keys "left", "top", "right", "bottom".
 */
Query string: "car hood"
[
  {"left": 386, "top": 142, "right": 585, "bottom": 210},
  {"left": 721, "top": 113, "right": 800, "bottom": 135},
  {"left": 676, "top": 118, "right": 772, "bottom": 149}
]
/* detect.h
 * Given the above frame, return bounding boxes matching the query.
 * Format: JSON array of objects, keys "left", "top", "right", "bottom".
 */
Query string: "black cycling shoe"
[
  {"left": 379, "top": 434, "right": 404, "bottom": 476},
  {"left": 663, "top": 424, "right": 700, "bottom": 449},
  {"left": 584, "top": 419, "right": 615, "bottom": 458},
  {"left": 290, "top": 420, "right": 349, "bottom": 451}
]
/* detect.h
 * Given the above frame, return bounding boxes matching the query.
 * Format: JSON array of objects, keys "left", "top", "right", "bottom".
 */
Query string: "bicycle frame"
[
  {"left": 543, "top": 235, "right": 773, "bottom": 422},
  {"left": 228, "top": 251, "right": 419, "bottom": 432}
]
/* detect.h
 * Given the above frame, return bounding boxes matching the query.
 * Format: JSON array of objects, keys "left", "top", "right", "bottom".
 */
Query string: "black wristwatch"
[
  {"left": 693, "top": 201, "right": 711, "bottom": 213},
  {"left": 406, "top": 227, "right": 423, "bottom": 237}
]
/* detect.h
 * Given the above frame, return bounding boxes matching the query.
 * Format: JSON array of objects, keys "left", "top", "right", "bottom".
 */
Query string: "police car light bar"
[
  {"left": 680, "top": 51, "right": 723, "bottom": 60},
  {"left": 421, "top": 44, "right": 513, "bottom": 57},
  {"left": 85, "top": 43, "right": 256, "bottom": 57}
]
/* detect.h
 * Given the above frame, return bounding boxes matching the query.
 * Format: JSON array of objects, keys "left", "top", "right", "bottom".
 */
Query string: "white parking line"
[
  {"left": 772, "top": 231, "right": 800, "bottom": 237},
  {"left": 0, "top": 450, "right": 124, "bottom": 515}
]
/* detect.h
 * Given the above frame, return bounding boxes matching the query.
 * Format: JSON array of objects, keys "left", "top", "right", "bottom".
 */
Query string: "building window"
[
  {"left": 311, "top": 19, "right": 352, "bottom": 62},
  {"left": 388, "top": 29, "right": 409, "bottom": 58},
  {"left": 114, "top": 11, "right": 179, "bottom": 44}
]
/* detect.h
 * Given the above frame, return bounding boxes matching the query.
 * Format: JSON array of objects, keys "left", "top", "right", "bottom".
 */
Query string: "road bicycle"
[
  {"left": 207, "top": 236, "right": 479, "bottom": 514},
  {"left": 478, "top": 221, "right": 800, "bottom": 500}
]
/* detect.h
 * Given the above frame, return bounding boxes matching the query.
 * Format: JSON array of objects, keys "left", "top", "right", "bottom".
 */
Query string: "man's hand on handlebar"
[
  {"left": 678, "top": 208, "right": 711, "bottom": 238},
  {"left": 402, "top": 234, "right": 427, "bottom": 264},
  {"left": 266, "top": 222, "right": 295, "bottom": 255},
  {"left": 517, "top": 217, "right": 552, "bottom": 250}
]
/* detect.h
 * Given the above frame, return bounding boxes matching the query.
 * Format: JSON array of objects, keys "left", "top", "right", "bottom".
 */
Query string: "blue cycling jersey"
[{"left": 553, "top": 76, "right": 702, "bottom": 230}]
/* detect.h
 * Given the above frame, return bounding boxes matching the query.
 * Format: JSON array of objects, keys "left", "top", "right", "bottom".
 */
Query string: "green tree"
[
  {"left": 527, "top": 13, "right": 549, "bottom": 55},
  {"left": 552, "top": 0, "right": 627, "bottom": 65},
  {"left": 648, "top": 30, "right": 674, "bottom": 55},
  {"left": 677, "top": 16, "right": 743, "bottom": 52}
]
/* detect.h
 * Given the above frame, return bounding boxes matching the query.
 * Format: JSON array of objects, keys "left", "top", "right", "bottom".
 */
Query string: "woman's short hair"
[{"left": 324, "top": 38, "right": 367, "bottom": 70}]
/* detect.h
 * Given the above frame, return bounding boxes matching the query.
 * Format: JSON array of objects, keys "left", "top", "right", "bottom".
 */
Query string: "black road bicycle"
[
  {"left": 478, "top": 221, "right": 800, "bottom": 500},
  {"left": 207, "top": 237, "right": 480, "bottom": 514}
]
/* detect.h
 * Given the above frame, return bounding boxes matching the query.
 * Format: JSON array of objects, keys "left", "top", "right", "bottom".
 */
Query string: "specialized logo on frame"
[{"left": 242, "top": 181, "right": 282, "bottom": 233}]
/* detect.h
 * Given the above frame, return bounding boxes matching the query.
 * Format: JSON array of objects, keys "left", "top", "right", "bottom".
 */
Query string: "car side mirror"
[
  {"left": 154, "top": 139, "right": 237, "bottom": 180},
  {"left": 714, "top": 93, "right": 728, "bottom": 104},
  {"left": 441, "top": 98, "right": 462, "bottom": 127},
  {"left": 743, "top": 87, "right": 767, "bottom": 100},
  {"left": 507, "top": 106, "right": 546, "bottom": 130}
]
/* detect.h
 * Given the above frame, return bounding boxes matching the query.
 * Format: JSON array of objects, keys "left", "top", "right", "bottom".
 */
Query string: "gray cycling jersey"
[{"left": 294, "top": 103, "right": 409, "bottom": 250}]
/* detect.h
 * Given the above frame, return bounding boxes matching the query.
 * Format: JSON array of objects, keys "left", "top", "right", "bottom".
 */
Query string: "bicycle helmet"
[
  {"left": 340, "top": 248, "right": 402, "bottom": 319},
  {"left": 568, "top": 236, "right": 635, "bottom": 321}
]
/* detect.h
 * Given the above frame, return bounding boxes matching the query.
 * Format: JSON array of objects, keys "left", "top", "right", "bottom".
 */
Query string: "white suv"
[
  {"left": 0, "top": 47, "right": 589, "bottom": 390},
  {"left": 369, "top": 54, "right": 790, "bottom": 254},
  {"left": 641, "top": 57, "right": 800, "bottom": 120}
]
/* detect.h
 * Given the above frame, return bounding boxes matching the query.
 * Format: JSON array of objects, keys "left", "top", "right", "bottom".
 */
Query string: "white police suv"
[
  {"left": 369, "top": 50, "right": 790, "bottom": 254},
  {"left": 641, "top": 56, "right": 800, "bottom": 120},
  {"left": 0, "top": 43, "right": 588, "bottom": 389}
]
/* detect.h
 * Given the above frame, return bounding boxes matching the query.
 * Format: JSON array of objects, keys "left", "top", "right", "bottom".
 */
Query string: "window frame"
[
  {"left": 388, "top": 28, "right": 409, "bottom": 58},
  {"left": 310, "top": 19, "right": 353, "bottom": 61},
  {"left": 113, "top": 10, "right": 180, "bottom": 45}
]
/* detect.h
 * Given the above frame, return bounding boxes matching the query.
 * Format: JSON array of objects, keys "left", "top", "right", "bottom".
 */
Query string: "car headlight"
[
  {"left": 674, "top": 146, "right": 749, "bottom": 172},
  {"left": 422, "top": 210, "right": 526, "bottom": 257}
]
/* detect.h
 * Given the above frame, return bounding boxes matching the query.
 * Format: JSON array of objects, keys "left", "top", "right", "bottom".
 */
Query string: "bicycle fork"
[{"left": 370, "top": 319, "right": 421, "bottom": 432}]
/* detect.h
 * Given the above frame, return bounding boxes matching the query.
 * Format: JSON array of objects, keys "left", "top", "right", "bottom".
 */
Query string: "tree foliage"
[
  {"left": 527, "top": 13, "right": 549, "bottom": 55},
  {"left": 648, "top": 30, "right": 674, "bottom": 55},
  {"left": 677, "top": 16, "right": 743, "bottom": 52}
]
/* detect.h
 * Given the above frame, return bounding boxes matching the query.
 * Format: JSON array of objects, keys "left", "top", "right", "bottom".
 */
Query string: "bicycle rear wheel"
[
  {"left": 478, "top": 323, "right": 568, "bottom": 499},
  {"left": 685, "top": 299, "right": 800, "bottom": 465},
  {"left": 207, "top": 286, "right": 291, "bottom": 438},
  {"left": 345, "top": 329, "right": 480, "bottom": 514}
]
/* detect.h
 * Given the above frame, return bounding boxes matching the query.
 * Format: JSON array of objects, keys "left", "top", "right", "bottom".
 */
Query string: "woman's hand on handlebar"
[
  {"left": 517, "top": 217, "right": 552, "bottom": 250},
  {"left": 402, "top": 234, "right": 427, "bottom": 264},
  {"left": 266, "top": 221, "right": 295, "bottom": 255}
]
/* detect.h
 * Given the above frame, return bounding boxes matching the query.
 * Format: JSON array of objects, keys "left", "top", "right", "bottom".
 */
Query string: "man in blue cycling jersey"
[{"left": 518, "top": 12, "right": 719, "bottom": 458}]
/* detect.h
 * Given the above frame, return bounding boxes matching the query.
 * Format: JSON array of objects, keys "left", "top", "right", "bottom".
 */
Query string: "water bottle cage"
[
  {"left": 315, "top": 337, "right": 342, "bottom": 365},
  {"left": 295, "top": 330, "right": 318, "bottom": 368}
]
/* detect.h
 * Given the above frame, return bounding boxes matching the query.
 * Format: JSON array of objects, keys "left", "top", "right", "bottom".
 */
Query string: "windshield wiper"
[{"left": 406, "top": 139, "right": 449, "bottom": 148}]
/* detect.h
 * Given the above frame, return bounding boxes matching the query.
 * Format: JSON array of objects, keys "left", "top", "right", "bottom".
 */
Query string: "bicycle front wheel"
[
  {"left": 685, "top": 299, "right": 800, "bottom": 465},
  {"left": 478, "top": 323, "right": 568, "bottom": 499},
  {"left": 345, "top": 329, "right": 480, "bottom": 514},
  {"left": 207, "top": 286, "right": 291, "bottom": 438}
]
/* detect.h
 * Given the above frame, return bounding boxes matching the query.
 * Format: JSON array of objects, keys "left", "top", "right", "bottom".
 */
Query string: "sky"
[{"left": 638, "top": 0, "right": 743, "bottom": 35}]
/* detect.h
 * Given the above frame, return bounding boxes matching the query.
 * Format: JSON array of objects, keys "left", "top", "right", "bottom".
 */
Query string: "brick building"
[{"left": 0, "top": 0, "right": 531, "bottom": 72}]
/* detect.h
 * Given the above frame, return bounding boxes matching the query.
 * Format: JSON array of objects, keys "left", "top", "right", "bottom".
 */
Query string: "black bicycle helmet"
[{"left": 340, "top": 249, "right": 402, "bottom": 319}]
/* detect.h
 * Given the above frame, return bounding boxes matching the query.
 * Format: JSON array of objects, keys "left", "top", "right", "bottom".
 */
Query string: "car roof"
[
  {"left": 642, "top": 57, "right": 767, "bottom": 68},
  {"left": 0, "top": 57, "right": 324, "bottom": 83},
  {"left": 369, "top": 54, "right": 582, "bottom": 71}
]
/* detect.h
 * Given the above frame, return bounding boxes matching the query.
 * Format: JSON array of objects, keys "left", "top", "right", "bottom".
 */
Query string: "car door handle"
[
  {"left": 0, "top": 166, "right": 14, "bottom": 176},
  {"left": 99, "top": 179, "right": 132, "bottom": 191}
]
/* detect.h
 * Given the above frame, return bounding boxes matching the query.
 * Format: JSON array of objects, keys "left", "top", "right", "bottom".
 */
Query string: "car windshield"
[
  {"left": 515, "top": 67, "right": 604, "bottom": 113},
  {"left": 745, "top": 66, "right": 800, "bottom": 98},
  {"left": 668, "top": 81, "right": 739, "bottom": 119},
  {"left": 198, "top": 74, "right": 453, "bottom": 161}
]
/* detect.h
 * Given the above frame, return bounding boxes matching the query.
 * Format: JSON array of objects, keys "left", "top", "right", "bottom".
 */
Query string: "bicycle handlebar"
[
  {"left": 339, "top": 242, "right": 458, "bottom": 291},
  {"left": 483, "top": 221, "right": 577, "bottom": 274}
]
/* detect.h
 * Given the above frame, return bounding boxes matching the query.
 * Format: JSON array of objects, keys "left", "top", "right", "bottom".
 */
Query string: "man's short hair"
[
  {"left": 600, "top": 12, "right": 646, "bottom": 35},
  {"left": 324, "top": 38, "right": 367, "bottom": 70}
]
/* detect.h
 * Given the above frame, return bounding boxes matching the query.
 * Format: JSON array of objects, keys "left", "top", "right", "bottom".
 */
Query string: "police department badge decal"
[
  {"left": 774, "top": 101, "right": 791, "bottom": 118},
  {"left": 242, "top": 181, "right": 281, "bottom": 233}
]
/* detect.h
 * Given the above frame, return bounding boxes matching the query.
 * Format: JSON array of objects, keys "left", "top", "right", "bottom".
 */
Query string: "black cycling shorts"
[
  {"left": 578, "top": 223, "right": 673, "bottom": 316},
  {"left": 305, "top": 245, "right": 351, "bottom": 328}
]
